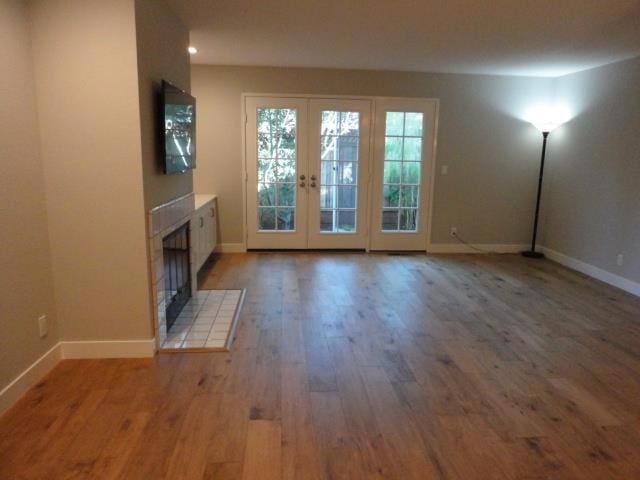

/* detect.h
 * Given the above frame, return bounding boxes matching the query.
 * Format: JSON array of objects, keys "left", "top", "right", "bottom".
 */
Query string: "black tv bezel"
[{"left": 160, "top": 80, "right": 196, "bottom": 175}]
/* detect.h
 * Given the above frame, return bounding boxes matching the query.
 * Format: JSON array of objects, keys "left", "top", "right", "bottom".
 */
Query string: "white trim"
[
  {"left": 215, "top": 242, "right": 247, "bottom": 253},
  {"left": 541, "top": 247, "right": 640, "bottom": 298},
  {"left": 60, "top": 339, "right": 156, "bottom": 359},
  {"left": 427, "top": 243, "right": 529, "bottom": 254},
  {"left": 0, "top": 343, "right": 62, "bottom": 416}
]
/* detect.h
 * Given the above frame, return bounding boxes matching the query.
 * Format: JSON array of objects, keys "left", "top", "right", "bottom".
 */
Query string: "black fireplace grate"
[{"left": 163, "top": 222, "right": 191, "bottom": 331}]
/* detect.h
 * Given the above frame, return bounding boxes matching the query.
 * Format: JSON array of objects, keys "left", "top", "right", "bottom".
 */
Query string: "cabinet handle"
[
  {"left": 199, "top": 217, "right": 204, "bottom": 227},
  {"left": 210, "top": 207, "right": 215, "bottom": 217}
]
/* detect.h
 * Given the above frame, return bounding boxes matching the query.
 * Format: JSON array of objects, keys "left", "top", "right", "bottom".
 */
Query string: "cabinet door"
[{"left": 206, "top": 203, "right": 216, "bottom": 254}]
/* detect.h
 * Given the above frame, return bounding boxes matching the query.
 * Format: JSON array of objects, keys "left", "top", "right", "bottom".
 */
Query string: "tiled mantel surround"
[{"left": 147, "top": 192, "right": 197, "bottom": 348}]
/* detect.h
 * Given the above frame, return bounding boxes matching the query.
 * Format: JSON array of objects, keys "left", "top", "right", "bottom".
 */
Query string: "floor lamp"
[{"left": 522, "top": 121, "right": 558, "bottom": 259}]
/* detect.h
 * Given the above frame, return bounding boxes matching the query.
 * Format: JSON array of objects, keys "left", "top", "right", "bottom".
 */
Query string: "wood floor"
[{"left": 2, "top": 252, "right": 640, "bottom": 479}]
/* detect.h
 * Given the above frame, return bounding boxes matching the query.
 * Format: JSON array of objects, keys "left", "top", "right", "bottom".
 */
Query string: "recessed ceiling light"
[{"left": 188, "top": 46, "right": 198, "bottom": 55}]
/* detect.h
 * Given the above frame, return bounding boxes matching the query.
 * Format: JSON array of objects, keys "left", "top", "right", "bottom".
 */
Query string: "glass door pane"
[
  {"left": 319, "top": 111, "right": 360, "bottom": 233},
  {"left": 381, "top": 112, "right": 423, "bottom": 231},
  {"left": 257, "top": 108, "right": 297, "bottom": 231}
]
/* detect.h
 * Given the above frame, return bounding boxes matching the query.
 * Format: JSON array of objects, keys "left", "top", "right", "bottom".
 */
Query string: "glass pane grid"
[
  {"left": 319, "top": 110, "right": 360, "bottom": 234},
  {"left": 381, "top": 112, "right": 424, "bottom": 232},
  {"left": 257, "top": 108, "right": 297, "bottom": 232}
]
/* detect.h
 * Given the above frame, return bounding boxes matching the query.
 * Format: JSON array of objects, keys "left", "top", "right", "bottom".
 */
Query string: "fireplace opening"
[{"left": 163, "top": 222, "right": 191, "bottom": 331}]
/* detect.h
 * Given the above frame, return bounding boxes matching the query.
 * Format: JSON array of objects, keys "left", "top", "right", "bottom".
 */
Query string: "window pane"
[
  {"left": 383, "top": 185, "right": 400, "bottom": 207},
  {"left": 277, "top": 183, "right": 295, "bottom": 206},
  {"left": 340, "top": 112, "right": 360, "bottom": 136},
  {"left": 258, "top": 183, "right": 275, "bottom": 206},
  {"left": 338, "top": 162, "right": 357, "bottom": 185},
  {"left": 276, "top": 159, "right": 296, "bottom": 182},
  {"left": 272, "top": 109, "right": 296, "bottom": 133},
  {"left": 320, "top": 136, "right": 337, "bottom": 160},
  {"left": 403, "top": 138, "right": 422, "bottom": 161},
  {"left": 380, "top": 110, "right": 425, "bottom": 232},
  {"left": 402, "top": 162, "right": 420, "bottom": 184},
  {"left": 400, "top": 185, "right": 419, "bottom": 207},
  {"left": 404, "top": 112, "right": 423, "bottom": 136},
  {"left": 385, "top": 112, "right": 404, "bottom": 136},
  {"left": 383, "top": 162, "right": 401, "bottom": 184},
  {"left": 258, "top": 159, "right": 276, "bottom": 183},
  {"left": 384, "top": 137, "right": 403, "bottom": 160},
  {"left": 320, "top": 186, "right": 336, "bottom": 208},
  {"left": 277, "top": 208, "right": 295, "bottom": 230},
  {"left": 337, "top": 136, "right": 358, "bottom": 161},
  {"left": 337, "top": 186, "right": 356, "bottom": 209},
  {"left": 399, "top": 209, "right": 417, "bottom": 231},
  {"left": 321, "top": 161, "right": 337, "bottom": 186},
  {"left": 382, "top": 209, "right": 399, "bottom": 230},
  {"left": 337, "top": 210, "right": 356, "bottom": 232},
  {"left": 258, "top": 133, "right": 274, "bottom": 158},
  {"left": 258, "top": 207, "right": 276, "bottom": 230},
  {"left": 320, "top": 210, "right": 334, "bottom": 232},
  {"left": 318, "top": 110, "right": 360, "bottom": 235}
]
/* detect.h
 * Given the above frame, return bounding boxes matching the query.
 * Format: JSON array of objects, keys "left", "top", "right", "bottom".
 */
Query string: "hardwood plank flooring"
[{"left": 2, "top": 252, "right": 640, "bottom": 479}]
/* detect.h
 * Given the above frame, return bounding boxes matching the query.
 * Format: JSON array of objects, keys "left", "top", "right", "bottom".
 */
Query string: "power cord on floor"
[{"left": 452, "top": 233, "right": 509, "bottom": 255}]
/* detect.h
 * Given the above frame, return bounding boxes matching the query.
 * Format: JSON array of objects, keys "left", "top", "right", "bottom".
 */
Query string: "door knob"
[
  {"left": 299, "top": 181, "right": 306, "bottom": 187},
  {"left": 310, "top": 174, "right": 317, "bottom": 181},
  {"left": 299, "top": 174, "right": 306, "bottom": 180},
  {"left": 310, "top": 181, "right": 317, "bottom": 188}
]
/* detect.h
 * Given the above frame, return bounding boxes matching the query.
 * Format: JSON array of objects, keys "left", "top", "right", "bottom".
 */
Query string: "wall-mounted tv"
[{"left": 161, "top": 80, "right": 196, "bottom": 174}]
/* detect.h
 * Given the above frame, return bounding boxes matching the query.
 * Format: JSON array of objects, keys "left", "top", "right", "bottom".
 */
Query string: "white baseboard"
[
  {"left": 427, "top": 243, "right": 528, "bottom": 254},
  {"left": 0, "top": 338, "right": 156, "bottom": 416},
  {"left": 541, "top": 247, "right": 640, "bottom": 298},
  {"left": 215, "top": 242, "right": 247, "bottom": 253},
  {"left": 0, "top": 343, "right": 62, "bottom": 416},
  {"left": 60, "top": 339, "right": 157, "bottom": 359}
]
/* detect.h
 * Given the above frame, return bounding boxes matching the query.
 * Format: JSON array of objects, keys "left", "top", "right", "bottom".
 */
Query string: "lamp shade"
[{"left": 525, "top": 105, "right": 571, "bottom": 133}]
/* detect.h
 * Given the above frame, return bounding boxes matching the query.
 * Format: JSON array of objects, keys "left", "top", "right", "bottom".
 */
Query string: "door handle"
[
  {"left": 299, "top": 181, "right": 306, "bottom": 187},
  {"left": 310, "top": 174, "right": 317, "bottom": 181},
  {"left": 299, "top": 174, "right": 306, "bottom": 180},
  {"left": 310, "top": 181, "right": 317, "bottom": 188}
]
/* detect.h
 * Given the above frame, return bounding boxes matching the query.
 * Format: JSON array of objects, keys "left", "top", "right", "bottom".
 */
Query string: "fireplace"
[{"left": 163, "top": 222, "right": 191, "bottom": 331}]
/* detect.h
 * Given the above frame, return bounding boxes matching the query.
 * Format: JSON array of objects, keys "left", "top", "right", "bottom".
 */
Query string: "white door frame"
[{"left": 241, "top": 94, "right": 440, "bottom": 251}]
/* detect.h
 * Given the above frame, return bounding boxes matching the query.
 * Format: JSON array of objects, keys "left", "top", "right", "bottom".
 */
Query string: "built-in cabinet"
[{"left": 192, "top": 195, "right": 217, "bottom": 273}]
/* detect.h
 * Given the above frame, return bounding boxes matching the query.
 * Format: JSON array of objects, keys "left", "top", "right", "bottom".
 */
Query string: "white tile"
[
  {"left": 205, "top": 338, "right": 226, "bottom": 348},
  {"left": 190, "top": 323, "right": 213, "bottom": 332},
  {"left": 186, "top": 331, "right": 209, "bottom": 340}
]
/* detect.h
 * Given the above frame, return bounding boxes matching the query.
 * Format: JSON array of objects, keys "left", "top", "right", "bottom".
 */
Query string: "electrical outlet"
[
  {"left": 450, "top": 227, "right": 458, "bottom": 237},
  {"left": 616, "top": 254, "right": 624, "bottom": 266},
  {"left": 38, "top": 315, "right": 48, "bottom": 338}
]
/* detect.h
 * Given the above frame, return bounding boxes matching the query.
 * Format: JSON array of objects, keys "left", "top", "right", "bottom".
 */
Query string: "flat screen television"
[{"left": 161, "top": 80, "right": 196, "bottom": 174}]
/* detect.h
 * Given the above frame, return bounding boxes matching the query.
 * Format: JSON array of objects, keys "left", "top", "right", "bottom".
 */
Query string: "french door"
[
  {"left": 245, "top": 96, "right": 372, "bottom": 249},
  {"left": 245, "top": 95, "right": 437, "bottom": 250}
]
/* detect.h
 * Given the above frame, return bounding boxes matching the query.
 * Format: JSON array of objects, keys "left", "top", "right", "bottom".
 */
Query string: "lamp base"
[{"left": 521, "top": 250, "right": 545, "bottom": 259}]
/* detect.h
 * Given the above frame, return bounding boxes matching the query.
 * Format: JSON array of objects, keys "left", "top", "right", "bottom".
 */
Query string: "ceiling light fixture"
[{"left": 187, "top": 46, "right": 198, "bottom": 55}]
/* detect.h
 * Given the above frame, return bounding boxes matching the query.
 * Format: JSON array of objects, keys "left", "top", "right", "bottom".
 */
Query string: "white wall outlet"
[
  {"left": 38, "top": 315, "right": 48, "bottom": 338},
  {"left": 441, "top": 165, "right": 448, "bottom": 175},
  {"left": 450, "top": 226, "right": 458, "bottom": 237},
  {"left": 616, "top": 254, "right": 624, "bottom": 266}
]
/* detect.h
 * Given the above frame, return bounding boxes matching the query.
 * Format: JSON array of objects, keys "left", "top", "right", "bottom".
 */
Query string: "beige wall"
[
  {"left": 0, "top": 0, "right": 59, "bottom": 391},
  {"left": 135, "top": 0, "right": 192, "bottom": 210},
  {"left": 542, "top": 56, "right": 640, "bottom": 283},
  {"left": 191, "top": 65, "right": 553, "bottom": 246},
  {"left": 29, "top": 0, "right": 153, "bottom": 340}
]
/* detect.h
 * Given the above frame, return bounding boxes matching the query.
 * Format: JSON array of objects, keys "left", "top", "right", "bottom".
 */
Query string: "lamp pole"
[{"left": 522, "top": 130, "right": 549, "bottom": 259}]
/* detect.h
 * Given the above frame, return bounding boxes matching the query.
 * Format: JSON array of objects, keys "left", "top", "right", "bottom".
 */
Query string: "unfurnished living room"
[{"left": 1, "top": 0, "right": 640, "bottom": 478}]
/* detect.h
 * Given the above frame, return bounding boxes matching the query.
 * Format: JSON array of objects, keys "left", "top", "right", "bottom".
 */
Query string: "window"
[{"left": 381, "top": 112, "right": 423, "bottom": 231}]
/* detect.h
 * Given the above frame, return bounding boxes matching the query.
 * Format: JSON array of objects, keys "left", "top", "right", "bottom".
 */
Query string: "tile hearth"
[{"left": 161, "top": 289, "right": 243, "bottom": 350}]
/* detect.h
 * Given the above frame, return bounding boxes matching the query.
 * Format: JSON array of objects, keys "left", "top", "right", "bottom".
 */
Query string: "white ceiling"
[{"left": 166, "top": 0, "right": 640, "bottom": 77}]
